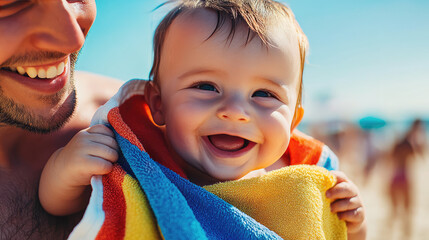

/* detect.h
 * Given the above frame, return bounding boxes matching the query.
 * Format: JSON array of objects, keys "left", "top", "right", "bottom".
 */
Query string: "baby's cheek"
[
  {"left": 165, "top": 103, "right": 205, "bottom": 152},
  {"left": 261, "top": 113, "right": 291, "bottom": 155},
  {"left": 266, "top": 110, "right": 292, "bottom": 134}
]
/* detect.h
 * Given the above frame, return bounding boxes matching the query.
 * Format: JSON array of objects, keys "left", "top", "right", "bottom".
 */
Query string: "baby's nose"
[{"left": 216, "top": 99, "right": 250, "bottom": 123}]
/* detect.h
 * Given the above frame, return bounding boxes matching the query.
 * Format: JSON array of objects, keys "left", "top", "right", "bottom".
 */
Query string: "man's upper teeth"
[
  {"left": 17, "top": 66, "right": 25, "bottom": 75},
  {"left": 14, "top": 61, "right": 66, "bottom": 79}
]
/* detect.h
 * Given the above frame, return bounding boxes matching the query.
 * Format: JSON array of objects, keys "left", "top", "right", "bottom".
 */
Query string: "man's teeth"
[
  {"left": 26, "top": 67, "right": 37, "bottom": 78},
  {"left": 13, "top": 61, "right": 65, "bottom": 79},
  {"left": 17, "top": 66, "right": 25, "bottom": 75}
]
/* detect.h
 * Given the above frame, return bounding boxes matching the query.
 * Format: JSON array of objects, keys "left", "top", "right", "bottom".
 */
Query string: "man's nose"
[
  {"left": 216, "top": 95, "right": 250, "bottom": 123},
  {"left": 29, "top": 2, "right": 88, "bottom": 54}
]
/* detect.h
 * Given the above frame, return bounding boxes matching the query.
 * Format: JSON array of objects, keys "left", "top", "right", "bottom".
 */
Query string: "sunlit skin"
[
  {"left": 0, "top": 0, "right": 121, "bottom": 238},
  {"left": 146, "top": 9, "right": 366, "bottom": 239},
  {"left": 147, "top": 9, "right": 302, "bottom": 182},
  {"left": 0, "top": 1, "right": 96, "bottom": 131},
  {"left": 37, "top": 6, "right": 366, "bottom": 240}
]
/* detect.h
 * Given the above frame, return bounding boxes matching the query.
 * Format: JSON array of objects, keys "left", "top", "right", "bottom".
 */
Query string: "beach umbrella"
[{"left": 359, "top": 116, "right": 386, "bottom": 130}]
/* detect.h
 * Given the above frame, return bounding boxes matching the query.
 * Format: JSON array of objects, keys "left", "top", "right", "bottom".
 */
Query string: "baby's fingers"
[
  {"left": 87, "top": 125, "right": 119, "bottom": 151},
  {"left": 87, "top": 124, "right": 115, "bottom": 137},
  {"left": 326, "top": 181, "right": 357, "bottom": 200},
  {"left": 85, "top": 156, "right": 115, "bottom": 175},
  {"left": 337, "top": 207, "right": 365, "bottom": 226},
  {"left": 70, "top": 156, "right": 115, "bottom": 186},
  {"left": 346, "top": 221, "right": 366, "bottom": 234},
  {"left": 330, "top": 197, "right": 362, "bottom": 213},
  {"left": 88, "top": 142, "right": 119, "bottom": 163}
]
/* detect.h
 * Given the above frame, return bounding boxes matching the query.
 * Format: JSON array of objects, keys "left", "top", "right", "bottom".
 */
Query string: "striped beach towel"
[{"left": 68, "top": 80, "right": 347, "bottom": 240}]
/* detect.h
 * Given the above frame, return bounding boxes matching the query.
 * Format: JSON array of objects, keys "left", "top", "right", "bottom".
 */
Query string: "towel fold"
[{"left": 204, "top": 165, "right": 346, "bottom": 240}]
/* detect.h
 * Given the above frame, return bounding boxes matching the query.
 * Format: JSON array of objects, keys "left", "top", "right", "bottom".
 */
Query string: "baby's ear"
[
  {"left": 291, "top": 105, "right": 304, "bottom": 130},
  {"left": 144, "top": 81, "right": 165, "bottom": 126}
]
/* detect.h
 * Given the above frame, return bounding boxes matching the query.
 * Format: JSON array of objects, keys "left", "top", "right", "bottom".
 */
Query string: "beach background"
[{"left": 77, "top": 1, "right": 429, "bottom": 239}]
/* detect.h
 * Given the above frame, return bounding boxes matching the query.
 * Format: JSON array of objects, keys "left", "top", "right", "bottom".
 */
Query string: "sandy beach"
[{"left": 344, "top": 154, "right": 429, "bottom": 240}]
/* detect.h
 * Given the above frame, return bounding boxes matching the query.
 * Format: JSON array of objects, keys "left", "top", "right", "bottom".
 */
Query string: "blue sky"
[{"left": 76, "top": 0, "right": 429, "bottom": 122}]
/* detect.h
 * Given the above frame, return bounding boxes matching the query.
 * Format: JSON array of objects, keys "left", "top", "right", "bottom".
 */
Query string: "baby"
[{"left": 39, "top": 0, "right": 366, "bottom": 238}]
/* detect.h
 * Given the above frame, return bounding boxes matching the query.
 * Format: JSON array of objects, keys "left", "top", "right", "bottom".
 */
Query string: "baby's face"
[{"left": 152, "top": 9, "right": 302, "bottom": 181}]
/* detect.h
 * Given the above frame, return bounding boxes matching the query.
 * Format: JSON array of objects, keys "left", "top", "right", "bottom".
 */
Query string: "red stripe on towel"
[
  {"left": 96, "top": 165, "right": 127, "bottom": 240},
  {"left": 108, "top": 107, "right": 145, "bottom": 152},
  {"left": 118, "top": 95, "right": 187, "bottom": 178}
]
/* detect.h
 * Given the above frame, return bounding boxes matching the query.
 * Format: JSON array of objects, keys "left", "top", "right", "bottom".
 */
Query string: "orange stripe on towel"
[
  {"left": 286, "top": 130, "right": 324, "bottom": 166},
  {"left": 96, "top": 165, "right": 127, "bottom": 240},
  {"left": 118, "top": 95, "right": 187, "bottom": 178},
  {"left": 108, "top": 107, "right": 145, "bottom": 152}
]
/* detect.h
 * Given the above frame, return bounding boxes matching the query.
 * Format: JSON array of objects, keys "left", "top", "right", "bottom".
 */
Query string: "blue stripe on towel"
[{"left": 115, "top": 130, "right": 282, "bottom": 240}]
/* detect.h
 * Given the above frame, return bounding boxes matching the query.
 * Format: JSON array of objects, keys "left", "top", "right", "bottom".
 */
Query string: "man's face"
[
  {"left": 0, "top": 0, "right": 96, "bottom": 133},
  {"left": 149, "top": 9, "right": 302, "bottom": 181}
]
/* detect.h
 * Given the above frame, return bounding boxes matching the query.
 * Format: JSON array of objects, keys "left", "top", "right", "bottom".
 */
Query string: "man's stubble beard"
[{"left": 0, "top": 52, "right": 79, "bottom": 134}]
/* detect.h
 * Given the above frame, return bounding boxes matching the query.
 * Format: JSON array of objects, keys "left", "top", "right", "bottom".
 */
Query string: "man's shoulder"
[
  {"left": 74, "top": 71, "right": 123, "bottom": 108},
  {"left": 75, "top": 71, "right": 123, "bottom": 99},
  {"left": 68, "top": 71, "right": 123, "bottom": 126}
]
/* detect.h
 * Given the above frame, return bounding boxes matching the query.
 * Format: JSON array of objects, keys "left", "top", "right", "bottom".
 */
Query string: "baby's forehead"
[
  {"left": 159, "top": 8, "right": 302, "bottom": 88},
  {"left": 170, "top": 8, "right": 299, "bottom": 50},
  {"left": 170, "top": 9, "right": 221, "bottom": 43}
]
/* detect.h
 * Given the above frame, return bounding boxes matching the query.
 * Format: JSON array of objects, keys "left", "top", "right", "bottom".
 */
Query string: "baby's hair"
[{"left": 149, "top": 0, "right": 308, "bottom": 106}]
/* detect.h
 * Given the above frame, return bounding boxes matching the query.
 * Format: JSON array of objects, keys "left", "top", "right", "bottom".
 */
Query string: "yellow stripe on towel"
[
  {"left": 204, "top": 165, "right": 347, "bottom": 240},
  {"left": 122, "top": 174, "right": 162, "bottom": 240}
]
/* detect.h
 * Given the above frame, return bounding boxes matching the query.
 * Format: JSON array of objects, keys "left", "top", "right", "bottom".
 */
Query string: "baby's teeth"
[
  {"left": 27, "top": 67, "right": 37, "bottom": 78},
  {"left": 10, "top": 67, "right": 17, "bottom": 72},
  {"left": 37, "top": 69, "right": 47, "bottom": 78},
  {"left": 17, "top": 66, "right": 26, "bottom": 75},
  {"left": 57, "top": 62, "right": 65, "bottom": 75},
  {"left": 46, "top": 66, "right": 57, "bottom": 78}
]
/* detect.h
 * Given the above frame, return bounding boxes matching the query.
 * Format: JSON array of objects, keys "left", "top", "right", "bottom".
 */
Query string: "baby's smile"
[
  {"left": 149, "top": 6, "right": 301, "bottom": 181},
  {"left": 209, "top": 134, "right": 249, "bottom": 151},
  {"left": 203, "top": 134, "right": 257, "bottom": 159}
]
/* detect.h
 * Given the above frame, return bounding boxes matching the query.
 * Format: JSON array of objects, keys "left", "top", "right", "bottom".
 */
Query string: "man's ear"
[
  {"left": 144, "top": 81, "right": 165, "bottom": 126},
  {"left": 291, "top": 105, "right": 304, "bottom": 130}
]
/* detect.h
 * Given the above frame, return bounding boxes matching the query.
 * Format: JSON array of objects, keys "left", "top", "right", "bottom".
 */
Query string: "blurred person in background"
[{"left": 388, "top": 119, "right": 427, "bottom": 238}]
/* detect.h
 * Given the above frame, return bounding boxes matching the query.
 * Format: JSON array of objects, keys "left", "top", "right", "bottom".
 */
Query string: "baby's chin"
[
  {"left": 182, "top": 157, "right": 264, "bottom": 184},
  {"left": 204, "top": 166, "right": 256, "bottom": 182}
]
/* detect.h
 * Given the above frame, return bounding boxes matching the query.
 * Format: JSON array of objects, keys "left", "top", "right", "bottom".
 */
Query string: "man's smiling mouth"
[{"left": 0, "top": 58, "right": 67, "bottom": 79}]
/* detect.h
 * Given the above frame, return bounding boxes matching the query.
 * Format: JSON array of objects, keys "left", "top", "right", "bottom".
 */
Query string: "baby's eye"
[
  {"left": 252, "top": 90, "right": 275, "bottom": 98},
  {"left": 193, "top": 83, "right": 219, "bottom": 92}
]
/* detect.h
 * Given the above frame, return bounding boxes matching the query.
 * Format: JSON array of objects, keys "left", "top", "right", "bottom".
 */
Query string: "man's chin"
[
  {"left": 0, "top": 89, "right": 77, "bottom": 134},
  {"left": 0, "top": 51, "right": 79, "bottom": 133}
]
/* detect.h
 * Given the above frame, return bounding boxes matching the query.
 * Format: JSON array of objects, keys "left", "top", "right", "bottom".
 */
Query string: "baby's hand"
[
  {"left": 39, "top": 124, "right": 119, "bottom": 215},
  {"left": 55, "top": 124, "right": 119, "bottom": 186},
  {"left": 326, "top": 171, "right": 366, "bottom": 239}
]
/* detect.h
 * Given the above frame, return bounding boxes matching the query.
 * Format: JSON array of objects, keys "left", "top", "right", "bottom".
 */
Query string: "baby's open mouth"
[{"left": 208, "top": 134, "right": 251, "bottom": 152}]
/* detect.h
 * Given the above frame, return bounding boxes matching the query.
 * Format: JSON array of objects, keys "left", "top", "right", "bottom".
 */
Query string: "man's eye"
[
  {"left": 193, "top": 83, "right": 218, "bottom": 92},
  {"left": 252, "top": 90, "right": 274, "bottom": 98}
]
